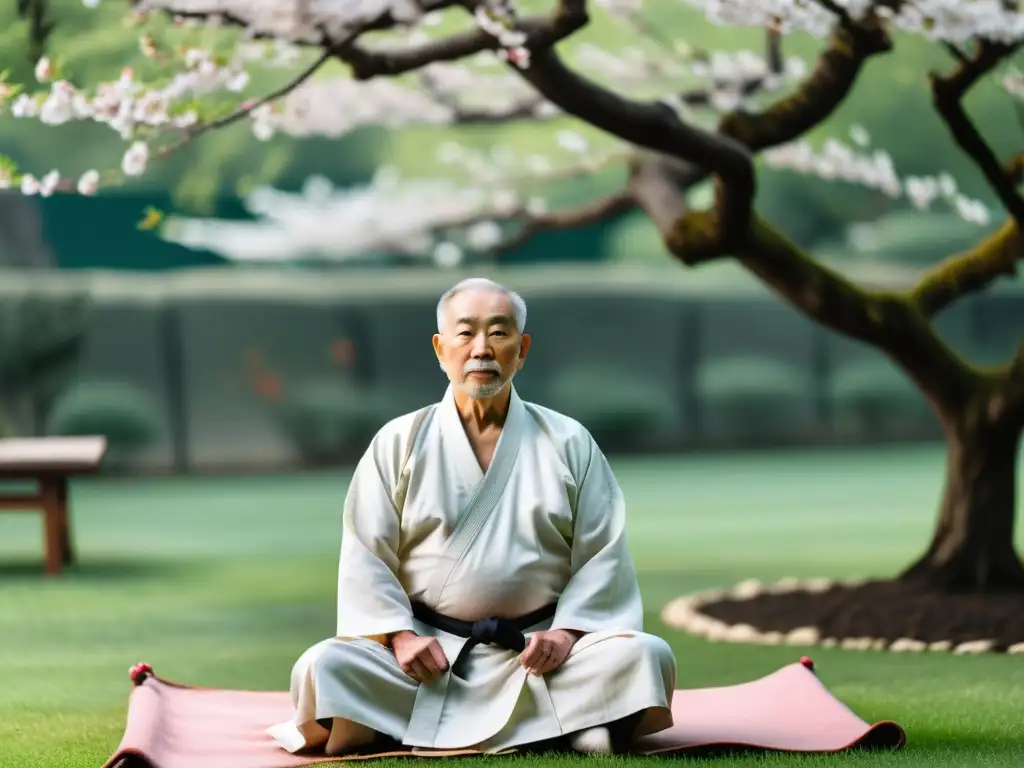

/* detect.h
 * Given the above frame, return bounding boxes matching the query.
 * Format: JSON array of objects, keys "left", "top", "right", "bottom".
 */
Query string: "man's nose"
[{"left": 470, "top": 333, "right": 493, "bottom": 357}]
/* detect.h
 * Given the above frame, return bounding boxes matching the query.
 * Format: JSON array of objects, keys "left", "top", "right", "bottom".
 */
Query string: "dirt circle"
[{"left": 660, "top": 577, "right": 1024, "bottom": 654}]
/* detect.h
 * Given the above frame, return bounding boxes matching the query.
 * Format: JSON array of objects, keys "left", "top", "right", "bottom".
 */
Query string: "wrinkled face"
[{"left": 433, "top": 289, "right": 531, "bottom": 399}]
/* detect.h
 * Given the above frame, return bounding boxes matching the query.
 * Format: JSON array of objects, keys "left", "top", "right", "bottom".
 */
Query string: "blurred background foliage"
[
  {"left": 0, "top": 0, "right": 1022, "bottom": 476},
  {"left": 0, "top": 0, "right": 1020, "bottom": 272}
]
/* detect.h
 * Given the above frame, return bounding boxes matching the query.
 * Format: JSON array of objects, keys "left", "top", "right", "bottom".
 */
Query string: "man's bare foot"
[
  {"left": 324, "top": 718, "right": 378, "bottom": 756},
  {"left": 568, "top": 726, "right": 613, "bottom": 755}
]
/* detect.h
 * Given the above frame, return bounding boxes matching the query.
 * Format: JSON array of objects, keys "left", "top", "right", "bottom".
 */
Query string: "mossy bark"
[
  {"left": 900, "top": 395, "right": 1024, "bottom": 592},
  {"left": 665, "top": 209, "right": 1024, "bottom": 594}
]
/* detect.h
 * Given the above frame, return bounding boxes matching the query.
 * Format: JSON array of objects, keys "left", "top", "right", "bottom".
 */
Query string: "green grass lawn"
[{"left": 1, "top": 444, "right": 1022, "bottom": 767}]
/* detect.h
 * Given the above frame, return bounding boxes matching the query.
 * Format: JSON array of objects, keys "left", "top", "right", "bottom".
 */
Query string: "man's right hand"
[{"left": 390, "top": 631, "right": 449, "bottom": 684}]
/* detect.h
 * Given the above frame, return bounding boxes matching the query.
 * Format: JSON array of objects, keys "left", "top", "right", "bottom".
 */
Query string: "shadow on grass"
[{"left": 0, "top": 555, "right": 193, "bottom": 583}]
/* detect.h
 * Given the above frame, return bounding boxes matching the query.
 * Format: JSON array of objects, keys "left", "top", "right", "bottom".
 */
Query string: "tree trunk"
[{"left": 900, "top": 406, "right": 1024, "bottom": 593}]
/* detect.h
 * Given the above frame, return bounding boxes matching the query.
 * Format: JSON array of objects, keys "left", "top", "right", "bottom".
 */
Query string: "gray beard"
[{"left": 458, "top": 368, "right": 516, "bottom": 399}]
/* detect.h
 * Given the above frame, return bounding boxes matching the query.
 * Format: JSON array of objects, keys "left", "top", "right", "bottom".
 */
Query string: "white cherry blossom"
[
  {"left": 762, "top": 136, "right": 991, "bottom": 225},
  {"left": 39, "top": 82, "right": 77, "bottom": 126},
  {"left": 20, "top": 174, "right": 40, "bottom": 195},
  {"left": 121, "top": 141, "right": 150, "bottom": 177},
  {"left": 34, "top": 57, "right": 54, "bottom": 83},
  {"left": 39, "top": 170, "right": 60, "bottom": 197},
  {"left": 11, "top": 94, "right": 38, "bottom": 118},
  {"left": 6, "top": 0, "right": 1020, "bottom": 248},
  {"left": 77, "top": 170, "right": 100, "bottom": 195}
]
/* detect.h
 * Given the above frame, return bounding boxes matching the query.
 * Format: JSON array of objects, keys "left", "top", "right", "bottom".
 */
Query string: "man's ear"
[
  {"left": 433, "top": 333, "right": 448, "bottom": 371},
  {"left": 517, "top": 333, "right": 531, "bottom": 369}
]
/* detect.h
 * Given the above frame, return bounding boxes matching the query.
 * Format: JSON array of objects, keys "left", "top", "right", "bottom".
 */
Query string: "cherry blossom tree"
[{"left": 3, "top": 0, "right": 1024, "bottom": 592}]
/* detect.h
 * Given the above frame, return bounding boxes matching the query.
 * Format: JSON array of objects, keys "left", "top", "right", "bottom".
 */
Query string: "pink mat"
[{"left": 101, "top": 659, "right": 905, "bottom": 767}]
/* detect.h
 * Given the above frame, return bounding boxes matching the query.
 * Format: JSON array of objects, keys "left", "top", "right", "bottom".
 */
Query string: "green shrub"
[
  {"left": 0, "top": 291, "right": 91, "bottom": 436},
  {"left": 47, "top": 380, "right": 162, "bottom": 464},
  {"left": 545, "top": 367, "right": 679, "bottom": 449},
  {"left": 275, "top": 379, "right": 391, "bottom": 465},
  {"left": 696, "top": 356, "right": 813, "bottom": 440},
  {"left": 828, "top": 360, "right": 934, "bottom": 437}
]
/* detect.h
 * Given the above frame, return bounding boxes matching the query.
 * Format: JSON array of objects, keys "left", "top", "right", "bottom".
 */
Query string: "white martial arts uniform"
[{"left": 269, "top": 385, "right": 676, "bottom": 754}]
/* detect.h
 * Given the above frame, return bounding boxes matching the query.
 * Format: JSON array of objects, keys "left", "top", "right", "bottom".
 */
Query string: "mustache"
[{"left": 463, "top": 360, "right": 501, "bottom": 374}]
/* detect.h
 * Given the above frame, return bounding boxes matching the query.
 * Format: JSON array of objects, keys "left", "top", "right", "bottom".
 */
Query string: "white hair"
[{"left": 436, "top": 278, "right": 527, "bottom": 333}]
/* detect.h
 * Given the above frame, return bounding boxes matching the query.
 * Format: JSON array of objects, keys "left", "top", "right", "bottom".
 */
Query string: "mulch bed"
[{"left": 697, "top": 579, "right": 1024, "bottom": 651}]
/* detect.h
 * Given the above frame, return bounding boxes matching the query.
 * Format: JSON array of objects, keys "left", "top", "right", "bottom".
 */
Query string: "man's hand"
[
  {"left": 519, "top": 629, "right": 580, "bottom": 676},
  {"left": 390, "top": 631, "right": 449, "bottom": 684}
]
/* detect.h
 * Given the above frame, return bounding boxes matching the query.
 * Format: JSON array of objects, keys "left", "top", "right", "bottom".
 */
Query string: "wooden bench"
[{"left": 0, "top": 436, "right": 108, "bottom": 575}]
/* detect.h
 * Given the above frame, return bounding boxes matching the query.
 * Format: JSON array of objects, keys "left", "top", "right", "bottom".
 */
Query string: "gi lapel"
[
  {"left": 437, "top": 385, "right": 485, "bottom": 490},
  {"left": 422, "top": 385, "right": 526, "bottom": 606},
  {"left": 393, "top": 404, "right": 437, "bottom": 515},
  {"left": 405, "top": 387, "right": 528, "bottom": 749}
]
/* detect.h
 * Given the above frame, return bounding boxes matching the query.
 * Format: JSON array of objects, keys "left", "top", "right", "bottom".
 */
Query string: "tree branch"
[
  {"left": 660, "top": 13, "right": 890, "bottom": 264},
  {"left": 635, "top": 6, "right": 985, "bottom": 409},
  {"left": 1002, "top": 342, "right": 1024, "bottom": 427},
  {"left": 20, "top": 0, "right": 55, "bottom": 64},
  {"left": 718, "top": 15, "right": 892, "bottom": 151},
  {"left": 737, "top": 214, "right": 894, "bottom": 343},
  {"left": 655, "top": 16, "right": 1011, "bottom": 414},
  {"left": 624, "top": 27, "right": 785, "bottom": 239},
  {"left": 943, "top": 41, "right": 970, "bottom": 65},
  {"left": 398, "top": 25, "right": 787, "bottom": 255},
  {"left": 337, "top": 8, "right": 587, "bottom": 79},
  {"left": 155, "top": 47, "right": 336, "bottom": 158},
  {"left": 494, "top": 191, "right": 634, "bottom": 252},
  {"left": 626, "top": 152, "right": 703, "bottom": 235},
  {"left": 509, "top": 13, "right": 755, "bottom": 256},
  {"left": 912, "top": 219, "right": 1023, "bottom": 318},
  {"left": 1009, "top": 153, "right": 1024, "bottom": 184},
  {"left": 930, "top": 39, "right": 1024, "bottom": 226},
  {"left": 904, "top": 45, "right": 1024, "bottom": 318},
  {"left": 734, "top": 214, "right": 978, "bottom": 408}
]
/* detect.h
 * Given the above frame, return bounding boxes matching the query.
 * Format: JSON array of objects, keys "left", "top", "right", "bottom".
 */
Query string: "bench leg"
[
  {"left": 56, "top": 477, "right": 73, "bottom": 564},
  {"left": 39, "top": 478, "right": 69, "bottom": 576}
]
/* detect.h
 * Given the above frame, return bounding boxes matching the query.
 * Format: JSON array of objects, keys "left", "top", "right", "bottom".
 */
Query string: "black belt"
[{"left": 410, "top": 601, "right": 557, "bottom": 676}]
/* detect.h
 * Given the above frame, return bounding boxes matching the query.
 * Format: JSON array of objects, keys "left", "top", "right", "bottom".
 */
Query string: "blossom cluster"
[
  {"left": 474, "top": 0, "right": 532, "bottom": 68},
  {"left": 2, "top": 38, "right": 255, "bottom": 193},
  {"left": 246, "top": 39, "right": 807, "bottom": 143},
  {"left": 762, "top": 126, "right": 992, "bottom": 226},
  {"left": 0, "top": 20, "right": 307, "bottom": 195},
  {"left": 162, "top": 171, "right": 541, "bottom": 266},
  {"left": 1002, "top": 68, "right": 1024, "bottom": 101},
  {"left": 5, "top": 0, "right": 815, "bottom": 192},
  {"left": 680, "top": 0, "right": 1024, "bottom": 44},
  {"left": 245, "top": 65, "right": 557, "bottom": 143},
  {"left": 160, "top": 136, "right": 627, "bottom": 265},
  {"left": 0, "top": 0, "right": 1017, "bottom": 262}
]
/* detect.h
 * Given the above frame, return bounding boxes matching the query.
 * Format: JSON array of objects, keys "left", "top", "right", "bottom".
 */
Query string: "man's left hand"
[{"left": 519, "top": 629, "right": 580, "bottom": 676}]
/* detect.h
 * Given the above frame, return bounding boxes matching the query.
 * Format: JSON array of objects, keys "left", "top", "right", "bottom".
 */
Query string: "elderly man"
[{"left": 268, "top": 277, "right": 677, "bottom": 757}]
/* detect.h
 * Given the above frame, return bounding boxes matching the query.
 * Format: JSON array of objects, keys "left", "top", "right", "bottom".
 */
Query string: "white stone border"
[{"left": 660, "top": 577, "right": 1024, "bottom": 655}]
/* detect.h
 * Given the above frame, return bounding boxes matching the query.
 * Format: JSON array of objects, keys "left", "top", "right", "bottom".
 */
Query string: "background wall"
[{"left": 6, "top": 262, "right": 1018, "bottom": 476}]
